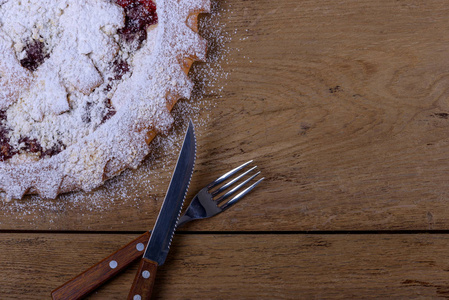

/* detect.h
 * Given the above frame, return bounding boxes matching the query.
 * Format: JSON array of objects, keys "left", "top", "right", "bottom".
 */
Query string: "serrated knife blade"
[{"left": 127, "top": 120, "right": 196, "bottom": 300}]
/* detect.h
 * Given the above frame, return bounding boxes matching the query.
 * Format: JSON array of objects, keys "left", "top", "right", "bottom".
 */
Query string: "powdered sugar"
[
  {"left": 1, "top": 0, "right": 125, "bottom": 151},
  {"left": 0, "top": 0, "right": 235, "bottom": 220},
  {"left": 0, "top": 0, "right": 210, "bottom": 200}
]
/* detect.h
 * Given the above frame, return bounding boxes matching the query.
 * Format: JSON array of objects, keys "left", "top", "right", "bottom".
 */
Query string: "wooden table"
[{"left": 2, "top": 0, "right": 449, "bottom": 298}]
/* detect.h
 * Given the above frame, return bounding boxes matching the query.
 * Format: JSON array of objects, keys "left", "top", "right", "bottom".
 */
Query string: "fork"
[{"left": 51, "top": 160, "right": 263, "bottom": 300}]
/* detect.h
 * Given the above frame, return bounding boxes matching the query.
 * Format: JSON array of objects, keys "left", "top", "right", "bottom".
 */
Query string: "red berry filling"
[
  {"left": 101, "top": 99, "right": 117, "bottom": 124},
  {"left": 115, "top": 0, "right": 158, "bottom": 47},
  {"left": 20, "top": 39, "right": 49, "bottom": 72},
  {"left": 111, "top": 58, "right": 130, "bottom": 81},
  {"left": 0, "top": 110, "right": 16, "bottom": 161}
]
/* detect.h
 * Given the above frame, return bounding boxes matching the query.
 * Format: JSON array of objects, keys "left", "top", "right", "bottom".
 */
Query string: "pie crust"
[{"left": 0, "top": 0, "right": 209, "bottom": 200}]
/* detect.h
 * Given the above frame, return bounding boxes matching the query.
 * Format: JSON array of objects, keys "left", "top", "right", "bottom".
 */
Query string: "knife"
[
  {"left": 127, "top": 120, "right": 196, "bottom": 300},
  {"left": 50, "top": 121, "right": 196, "bottom": 300}
]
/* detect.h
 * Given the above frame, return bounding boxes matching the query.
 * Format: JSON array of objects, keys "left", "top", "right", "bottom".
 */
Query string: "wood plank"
[
  {"left": 3, "top": 233, "right": 449, "bottom": 299},
  {"left": 2, "top": 0, "right": 449, "bottom": 231}
]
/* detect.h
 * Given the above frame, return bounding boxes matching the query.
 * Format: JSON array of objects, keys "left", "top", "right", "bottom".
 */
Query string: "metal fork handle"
[{"left": 178, "top": 214, "right": 194, "bottom": 228}]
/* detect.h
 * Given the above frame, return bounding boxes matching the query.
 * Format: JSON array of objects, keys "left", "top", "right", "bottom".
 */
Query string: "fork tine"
[
  {"left": 220, "top": 177, "right": 264, "bottom": 211},
  {"left": 211, "top": 166, "right": 257, "bottom": 197},
  {"left": 215, "top": 171, "right": 261, "bottom": 204},
  {"left": 207, "top": 160, "right": 253, "bottom": 189}
]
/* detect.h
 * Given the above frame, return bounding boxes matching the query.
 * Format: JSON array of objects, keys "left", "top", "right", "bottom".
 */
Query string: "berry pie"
[{"left": 0, "top": 0, "right": 209, "bottom": 200}]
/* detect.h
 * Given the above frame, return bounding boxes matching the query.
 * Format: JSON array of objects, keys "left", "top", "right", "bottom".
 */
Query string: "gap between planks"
[{"left": 3, "top": 229, "right": 449, "bottom": 235}]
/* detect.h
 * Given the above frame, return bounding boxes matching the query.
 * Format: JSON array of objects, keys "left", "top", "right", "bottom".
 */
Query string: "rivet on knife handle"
[
  {"left": 127, "top": 258, "right": 158, "bottom": 300},
  {"left": 50, "top": 231, "right": 151, "bottom": 300}
]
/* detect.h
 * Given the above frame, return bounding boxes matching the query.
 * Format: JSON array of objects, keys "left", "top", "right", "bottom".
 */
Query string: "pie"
[{"left": 0, "top": 0, "right": 209, "bottom": 200}]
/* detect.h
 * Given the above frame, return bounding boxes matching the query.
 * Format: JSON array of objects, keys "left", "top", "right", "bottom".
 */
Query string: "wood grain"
[
  {"left": 0, "top": 1, "right": 449, "bottom": 233},
  {"left": 2, "top": 233, "right": 449, "bottom": 299}
]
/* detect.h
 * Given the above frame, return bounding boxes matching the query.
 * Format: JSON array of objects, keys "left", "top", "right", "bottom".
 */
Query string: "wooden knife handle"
[
  {"left": 51, "top": 231, "right": 151, "bottom": 300},
  {"left": 128, "top": 258, "right": 158, "bottom": 300}
]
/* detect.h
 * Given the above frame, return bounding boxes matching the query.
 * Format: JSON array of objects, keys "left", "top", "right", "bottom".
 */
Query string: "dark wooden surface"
[
  {"left": 4, "top": 234, "right": 449, "bottom": 299},
  {"left": 2, "top": 0, "right": 449, "bottom": 298}
]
